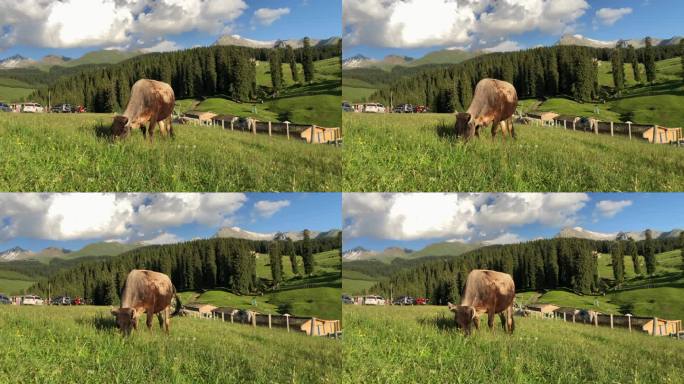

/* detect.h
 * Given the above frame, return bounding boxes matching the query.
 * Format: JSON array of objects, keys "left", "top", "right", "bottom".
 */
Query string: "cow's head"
[
  {"left": 111, "top": 307, "right": 137, "bottom": 336},
  {"left": 455, "top": 112, "right": 477, "bottom": 140},
  {"left": 111, "top": 115, "right": 131, "bottom": 138},
  {"left": 448, "top": 302, "right": 478, "bottom": 335}
]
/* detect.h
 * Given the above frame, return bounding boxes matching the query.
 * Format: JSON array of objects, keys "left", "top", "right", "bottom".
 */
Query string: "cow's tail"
[{"left": 171, "top": 286, "right": 182, "bottom": 317}]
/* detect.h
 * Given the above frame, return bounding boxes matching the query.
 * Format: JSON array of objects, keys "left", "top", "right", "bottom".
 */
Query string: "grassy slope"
[
  {"left": 527, "top": 57, "right": 684, "bottom": 126},
  {"left": 342, "top": 113, "right": 684, "bottom": 192},
  {"left": 182, "top": 58, "right": 341, "bottom": 127},
  {"left": 342, "top": 86, "right": 376, "bottom": 103},
  {"left": 342, "top": 269, "right": 378, "bottom": 296},
  {"left": 0, "top": 270, "right": 36, "bottom": 295},
  {"left": 179, "top": 250, "right": 341, "bottom": 320},
  {"left": 343, "top": 305, "right": 684, "bottom": 384},
  {"left": 0, "top": 306, "right": 340, "bottom": 384},
  {"left": 526, "top": 250, "right": 684, "bottom": 320},
  {"left": 0, "top": 113, "right": 341, "bottom": 191},
  {"left": 0, "top": 77, "right": 36, "bottom": 102}
]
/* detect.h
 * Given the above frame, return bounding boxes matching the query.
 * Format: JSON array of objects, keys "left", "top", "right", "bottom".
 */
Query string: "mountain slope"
[
  {"left": 215, "top": 226, "right": 340, "bottom": 241},
  {"left": 558, "top": 33, "right": 683, "bottom": 48},
  {"left": 214, "top": 35, "right": 340, "bottom": 49}
]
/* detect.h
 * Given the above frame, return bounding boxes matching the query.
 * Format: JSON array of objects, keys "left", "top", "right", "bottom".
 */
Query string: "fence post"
[
  {"left": 222, "top": 312, "right": 225, "bottom": 322},
  {"left": 268, "top": 121, "right": 272, "bottom": 137},
  {"left": 563, "top": 120, "right": 567, "bottom": 130},
  {"left": 252, "top": 120, "right": 256, "bottom": 135},
  {"left": 653, "top": 317, "right": 658, "bottom": 336},
  {"left": 284, "top": 314, "right": 290, "bottom": 332},
  {"left": 268, "top": 313, "right": 272, "bottom": 329},
  {"left": 230, "top": 313, "right": 234, "bottom": 323},
  {"left": 610, "top": 314, "right": 613, "bottom": 329},
  {"left": 627, "top": 122, "right": 632, "bottom": 140},
  {"left": 285, "top": 122, "right": 290, "bottom": 140},
  {"left": 594, "top": 313, "right": 598, "bottom": 327},
  {"left": 252, "top": 312, "right": 256, "bottom": 328},
  {"left": 318, "top": 132, "right": 323, "bottom": 144},
  {"left": 563, "top": 312, "right": 566, "bottom": 322},
  {"left": 310, "top": 317, "right": 316, "bottom": 336},
  {"left": 572, "top": 313, "right": 575, "bottom": 323},
  {"left": 222, "top": 120, "right": 225, "bottom": 129},
  {"left": 572, "top": 120, "right": 576, "bottom": 131},
  {"left": 310, "top": 125, "right": 316, "bottom": 144},
  {"left": 230, "top": 120, "right": 234, "bottom": 131},
  {"left": 627, "top": 314, "right": 632, "bottom": 332},
  {"left": 610, "top": 121, "right": 614, "bottom": 137}
]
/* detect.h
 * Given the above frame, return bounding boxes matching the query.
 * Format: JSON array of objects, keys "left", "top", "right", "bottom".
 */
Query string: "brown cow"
[
  {"left": 455, "top": 78, "right": 518, "bottom": 141},
  {"left": 111, "top": 269, "right": 181, "bottom": 336},
  {"left": 111, "top": 79, "right": 175, "bottom": 141},
  {"left": 448, "top": 269, "right": 515, "bottom": 335}
]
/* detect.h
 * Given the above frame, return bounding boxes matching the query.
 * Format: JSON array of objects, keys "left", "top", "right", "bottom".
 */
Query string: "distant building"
[
  {"left": 300, "top": 126, "right": 340, "bottom": 144},
  {"left": 642, "top": 318, "right": 682, "bottom": 336},
  {"left": 642, "top": 126, "right": 682, "bottom": 144}
]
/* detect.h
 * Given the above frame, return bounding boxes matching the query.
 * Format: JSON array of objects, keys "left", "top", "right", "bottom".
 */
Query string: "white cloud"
[
  {"left": 253, "top": 200, "right": 291, "bottom": 218},
  {"left": 595, "top": 200, "right": 632, "bottom": 218},
  {"left": 141, "top": 232, "right": 183, "bottom": 245},
  {"left": 0, "top": 0, "right": 247, "bottom": 51},
  {"left": 253, "top": 7, "right": 291, "bottom": 26},
  {"left": 483, "top": 40, "right": 523, "bottom": 52},
  {"left": 343, "top": 193, "right": 589, "bottom": 242},
  {"left": 343, "top": 0, "right": 589, "bottom": 49},
  {"left": 0, "top": 193, "right": 247, "bottom": 242},
  {"left": 140, "top": 40, "right": 182, "bottom": 53},
  {"left": 482, "top": 232, "right": 524, "bottom": 245},
  {"left": 595, "top": 7, "right": 632, "bottom": 26}
]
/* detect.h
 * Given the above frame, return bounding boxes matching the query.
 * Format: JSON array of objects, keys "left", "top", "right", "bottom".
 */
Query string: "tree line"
[
  {"left": 27, "top": 42, "right": 340, "bottom": 112},
  {"left": 367, "top": 43, "right": 682, "bottom": 112},
  {"left": 29, "top": 235, "right": 340, "bottom": 305},
  {"left": 367, "top": 236, "right": 681, "bottom": 305}
]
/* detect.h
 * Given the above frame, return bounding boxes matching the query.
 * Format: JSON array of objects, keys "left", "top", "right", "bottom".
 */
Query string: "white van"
[
  {"left": 21, "top": 295, "right": 44, "bottom": 305},
  {"left": 363, "top": 295, "right": 386, "bottom": 305},
  {"left": 363, "top": 103, "right": 386, "bottom": 113},
  {"left": 21, "top": 103, "right": 44, "bottom": 113}
]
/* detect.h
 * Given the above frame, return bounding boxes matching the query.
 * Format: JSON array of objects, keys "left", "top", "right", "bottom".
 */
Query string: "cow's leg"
[
  {"left": 140, "top": 123, "right": 147, "bottom": 138},
  {"left": 169, "top": 119, "right": 175, "bottom": 139},
  {"left": 499, "top": 312, "right": 507, "bottom": 331},
  {"left": 507, "top": 306, "right": 514, "bottom": 334},
  {"left": 491, "top": 120, "right": 500, "bottom": 139},
  {"left": 164, "top": 307, "right": 170, "bottom": 334},
  {"left": 146, "top": 310, "right": 153, "bottom": 331},
  {"left": 487, "top": 310, "right": 495, "bottom": 330},
  {"left": 147, "top": 118, "right": 157, "bottom": 143},
  {"left": 510, "top": 119, "right": 516, "bottom": 139},
  {"left": 157, "top": 312, "right": 164, "bottom": 329}
]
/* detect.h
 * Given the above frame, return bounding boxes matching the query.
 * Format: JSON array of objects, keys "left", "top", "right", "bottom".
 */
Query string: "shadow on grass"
[
  {"left": 77, "top": 315, "right": 117, "bottom": 331},
  {"left": 418, "top": 314, "right": 459, "bottom": 331},
  {"left": 435, "top": 121, "right": 459, "bottom": 139}
]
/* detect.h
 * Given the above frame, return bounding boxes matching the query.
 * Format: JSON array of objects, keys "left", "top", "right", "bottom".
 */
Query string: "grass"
[
  {"left": 0, "top": 306, "right": 340, "bottom": 383},
  {"left": 342, "top": 86, "right": 376, "bottom": 103},
  {"left": 343, "top": 305, "right": 684, "bottom": 384},
  {"left": 0, "top": 113, "right": 341, "bottom": 191},
  {"left": 0, "top": 278, "right": 35, "bottom": 295},
  {"left": 0, "top": 85, "right": 34, "bottom": 102},
  {"left": 179, "top": 250, "right": 342, "bottom": 320},
  {"left": 342, "top": 113, "right": 684, "bottom": 192}
]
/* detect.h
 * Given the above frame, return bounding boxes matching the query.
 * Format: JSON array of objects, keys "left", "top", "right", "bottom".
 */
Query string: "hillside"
[
  {"left": 180, "top": 249, "right": 341, "bottom": 320},
  {"left": 344, "top": 305, "right": 684, "bottom": 384},
  {"left": 0, "top": 306, "right": 340, "bottom": 384}
]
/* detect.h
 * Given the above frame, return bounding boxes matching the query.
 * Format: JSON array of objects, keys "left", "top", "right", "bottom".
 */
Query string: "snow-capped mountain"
[
  {"left": 214, "top": 227, "right": 339, "bottom": 241},
  {"left": 214, "top": 35, "right": 340, "bottom": 49},
  {"left": 558, "top": 34, "right": 683, "bottom": 49},
  {"left": 558, "top": 227, "right": 683, "bottom": 241},
  {"left": 0, "top": 246, "right": 33, "bottom": 261},
  {"left": 342, "top": 54, "right": 375, "bottom": 68},
  {"left": 0, "top": 54, "right": 36, "bottom": 69},
  {"left": 342, "top": 246, "right": 373, "bottom": 260}
]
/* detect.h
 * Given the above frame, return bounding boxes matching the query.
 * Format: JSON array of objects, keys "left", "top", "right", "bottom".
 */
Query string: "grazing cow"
[
  {"left": 155, "top": 116, "right": 175, "bottom": 138},
  {"left": 448, "top": 270, "right": 516, "bottom": 335},
  {"left": 111, "top": 79, "right": 175, "bottom": 142},
  {"left": 455, "top": 78, "right": 518, "bottom": 141},
  {"left": 111, "top": 269, "right": 181, "bottom": 336},
  {"left": 235, "top": 117, "right": 258, "bottom": 132},
  {"left": 495, "top": 117, "right": 516, "bottom": 139}
]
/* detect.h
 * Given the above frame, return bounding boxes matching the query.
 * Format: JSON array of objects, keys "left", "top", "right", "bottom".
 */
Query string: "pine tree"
[
  {"left": 302, "top": 37, "right": 315, "bottom": 83},
  {"left": 627, "top": 238, "right": 641, "bottom": 275},
  {"left": 644, "top": 229, "right": 656, "bottom": 274},
  {"left": 610, "top": 241, "right": 624, "bottom": 284},
  {"left": 269, "top": 241, "right": 283, "bottom": 285},
  {"left": 458, "top": 72, "right": 472, "bottom": 109},
  {"left": 644, "top": 37, "right": 657, "bottom": 83},
  {"left": 679, "top": 232, "right": 684, "bottom": 274},
  {"left": 302, "top": 229, "right": 314, "bottom": 275},
  {"left": 102, "top": 278, "right": 117, "bottom": 305},
  {"left": 628, "top": 45, "right": 642, "bottom": 83},
  {"left": 286, "top": 45, "right": 300, "bottom": 83},
  {"left": 611, "top": 49, "right": 625, "bottom": 94},
  {"left": 286, "top": 238, "right": 299, "bottom": 274},
  {"left": 269, "top": 49, "right": 283, "bottom": 93},
  {"left": 680, "top": 39, "right": 684, "bottom": 81}
]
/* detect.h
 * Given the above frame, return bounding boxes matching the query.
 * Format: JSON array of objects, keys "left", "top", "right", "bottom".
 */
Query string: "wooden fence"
[
  {"left": 525, "top": 307, "right": 684, "bottom": 339},
  {"left": 182, "top": 307, "right": 342, "bottom": 339},
  {"left": 525, "top": 115, "right": 683, "bottom": 145}
]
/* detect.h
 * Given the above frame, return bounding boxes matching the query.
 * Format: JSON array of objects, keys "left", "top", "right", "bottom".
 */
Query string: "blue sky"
[
  {"left": 0, "top": 0, "right": 341, "bottom": 60},
  {"left": 0, "top": 193, "right": 341, "bottom": 253},
  {"left": 344, "top": 0, "right": 684, "bottom": 59},
  {"left": 343, "top": 193, "right": 684, "bottom": 252}
]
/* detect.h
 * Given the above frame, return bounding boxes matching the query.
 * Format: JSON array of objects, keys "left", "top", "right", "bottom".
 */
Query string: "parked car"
[
  {"left": 0, "top": 102, "right": 11, "bottom": 112},
  {"left": 415, "top": 297, "right": 430, "bottom": 305},
  {"left": 414, "top": 105, "right": 429, "bottom": 113},
  {"left": 72, "top": 105, "right": 87, "bottom": 113},
  {"left": 20, "top": 295, "right": 44, "bottom": 305},
  {"left": 52, "top": 296, "right": 71, "bottom": 305},
  {"left": 71, "top": 297, "right": 86, "bottom": 305},
  {"left": 21, "top": 103, "right": 44, "bottom": 113},
  {"left": 342, "top": 101, "right": 353, "bottom": 112},
  {"left": 0, "top": 294, "right": 11, "bottom": 305},
  {"left": 51, "top": 103, "right": 72, "bottom": 113},
  {"left": 393, "top": 104, "right": 414, "bottom": 113},
  {"left": 363, "top": 295, "right": 386, "bottom": 305},
  {"left": 393, "top": 296, "right": 415, "bottom": 306},
  {"left": 342, "top": 294, "right": 354, "bottom": 304},
  {"left": 363, "top": 103, "right": 385, "bottom": 113}
]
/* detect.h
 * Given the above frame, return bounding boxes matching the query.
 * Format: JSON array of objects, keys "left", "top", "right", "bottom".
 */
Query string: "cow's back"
[
  {"left": 462, "top": 269, "right": 515, "bottom": 313},
  {"left": 120, "top": 269, "right": 175, "bottom": 312},
  {"left": 124, "top": 79, "right": 175, "bottom": 123}
]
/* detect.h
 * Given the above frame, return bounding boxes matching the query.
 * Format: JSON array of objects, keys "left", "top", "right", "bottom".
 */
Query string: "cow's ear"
[
  {"left": 469, "top": 307, "right": 477, "bottom": 319},
  {"left": 111, "top": 307, "right": 119, "bottom": 316},
  {"left": 129, "top": 308, "right": 137, "bottom": 319}
]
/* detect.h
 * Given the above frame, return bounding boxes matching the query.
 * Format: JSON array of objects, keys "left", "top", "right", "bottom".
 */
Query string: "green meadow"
[
  {"left": 0, "top": 305, "right": 340, "bottom": 384},
  {"left": 342, "top": 113, "right": 684, "bottom": 192},
  {"left": 0, "top": 113, "right": 341, "bottom": 191},
  {"left": 343, "top": 305, "right": 684, "bottom": 384}
]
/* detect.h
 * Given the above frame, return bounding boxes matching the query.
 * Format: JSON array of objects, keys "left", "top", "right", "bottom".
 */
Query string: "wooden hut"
[
  {"left": 183, "top": 303, "right": 217, "bottom": 317},
  {"left": 642, "top": 126, "right": 682, "bottom": 144},
  {"left": 300, "top": 318, "right": 341, "bottom": 336},
  {"left": 183, "top": 111, "right": 217, "bottom": 124},
  {"left": 300, "top": 126, "right": 340, "bottom": 144},
  {"left": 642, "top": 318, "right": 682, "bottom": 336}
]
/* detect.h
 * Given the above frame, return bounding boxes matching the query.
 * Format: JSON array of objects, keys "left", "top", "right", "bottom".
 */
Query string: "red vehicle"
[
  {"left": 415, "top": 297, "right": 430, "bottom": 305},
  {"left": 72, "top": 105, "right": 87, "bottom": 113},
  {"left": 415, "top": 105, "right": 429, "bottom": 113},
  {"left": 71, "top": 297, "right": 84, "bottom": 305}
]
